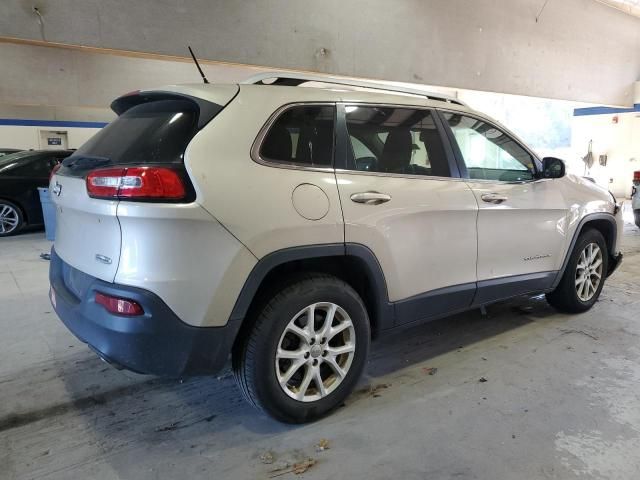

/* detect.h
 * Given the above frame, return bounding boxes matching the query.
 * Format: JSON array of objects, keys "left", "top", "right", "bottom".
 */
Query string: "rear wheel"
[
  {"left": 0, "top": 200, "right": 23, "bottom": 237},
  {"left": 233, "top": 274, "right": 370, "bottom": 423},
  {"left": 546, "top": 229, "right": 608, "bottom": 313}
]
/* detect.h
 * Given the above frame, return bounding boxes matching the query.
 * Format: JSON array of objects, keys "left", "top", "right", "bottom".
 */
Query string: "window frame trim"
[
  {"left": 250, "top": 101, "right": 338, "bottom": 173},
  {"left": 334, "top": 101, "right": 461, "bottom": 180},
  {"left": 436, "top": 108, "right": 543, "bottom": 184}
]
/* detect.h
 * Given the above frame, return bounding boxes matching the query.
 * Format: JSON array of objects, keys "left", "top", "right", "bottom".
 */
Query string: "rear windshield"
[{"left": 70, "top": 99, "right": 200, "bottom": 165}]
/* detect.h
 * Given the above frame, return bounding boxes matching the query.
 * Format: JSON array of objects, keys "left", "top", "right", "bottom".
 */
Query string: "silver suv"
[{"left": 49, "top": 73, "right": 623, "bottom": 422}]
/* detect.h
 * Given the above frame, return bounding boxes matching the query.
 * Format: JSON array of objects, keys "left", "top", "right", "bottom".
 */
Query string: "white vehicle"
[{"left": 49, "top": 73, "right": 623, "bottom": 422}]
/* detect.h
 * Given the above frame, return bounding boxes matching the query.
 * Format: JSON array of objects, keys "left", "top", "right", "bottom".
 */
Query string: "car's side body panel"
[
  {"left": 466, "top": 179, "right": 568, "bottom": 280},
  {"left": 184, "top": 87, "right": 344, "bottom": 259},
  {"left": 554, "top": 174, "right": 621, "bottom": 259},
  {"left": 335, "top": 172, "right": 479, "bottom": 305},
  {"left": 115, "top": 201, "right": 257, "bottom": 327}
]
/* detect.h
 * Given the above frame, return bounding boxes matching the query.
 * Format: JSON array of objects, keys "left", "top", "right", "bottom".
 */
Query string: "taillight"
[
  {"left": 49, "top": 163, "right": 61, "bottom": 181},
  {"left": 95, "top": 292, "right": 144, "bottom": 316},
  {"left": 86, "top": 167, "right": 186, "bottom": 200},
  {"left": 633, "top": 171, "right": 640, "bottom": 185}
]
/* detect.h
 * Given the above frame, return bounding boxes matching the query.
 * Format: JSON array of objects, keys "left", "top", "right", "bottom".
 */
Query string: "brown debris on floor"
[
  {"left": 369, "top": 383, "right": 391, "bottom": 398},
  {"left": 315, "top": 438, "right": 330, "bottom": 452},
  {"left": 269, "top": 458, "right": 317, "bottom": 477},
  {"left": 422, "top": 367, "right": 438, "bottom": 376}
]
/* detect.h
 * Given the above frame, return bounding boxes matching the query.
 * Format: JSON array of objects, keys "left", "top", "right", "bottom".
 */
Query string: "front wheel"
[
  {"left": 546, "top": 229, "right": 608, "bottom": 313},
  {"left": 233, "top": 274, "right": 370, "bottom": 423}
]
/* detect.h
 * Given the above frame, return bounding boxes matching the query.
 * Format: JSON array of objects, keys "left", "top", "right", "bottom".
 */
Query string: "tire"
[
  {"left": 546, "top": 229, "right": 608, "bottom": 313},
  {"left": 233, "top": 274, "right": 370, "bottom": 423},
  {"left": 0, "top": 200, "right": 24, "bottom": 237}
]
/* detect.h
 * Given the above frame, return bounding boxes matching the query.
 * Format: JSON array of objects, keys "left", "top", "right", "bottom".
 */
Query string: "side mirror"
[{"left": 541, "top": 157, "right": 565, "bottom": 179}]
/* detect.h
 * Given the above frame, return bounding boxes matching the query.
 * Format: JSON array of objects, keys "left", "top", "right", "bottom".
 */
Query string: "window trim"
[
  {"left": 335, "top": 102, "right": 461, "bottom": 179},
  {"left": 436, "top": 108, "right": 542, "bottom": 184},
  {"left": 250, "top": 102, "right": 337, "bottom": 173}
]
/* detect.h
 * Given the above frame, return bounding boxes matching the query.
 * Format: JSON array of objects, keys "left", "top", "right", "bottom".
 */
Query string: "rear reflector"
[
  {"left": 95, "top": 292, "right": 144, "bottom": 316},
  {"left": 86, "top": 167, "right": 186, "bottom": 200}
]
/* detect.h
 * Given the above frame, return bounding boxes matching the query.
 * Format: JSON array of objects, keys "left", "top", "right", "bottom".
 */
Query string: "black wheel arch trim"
[
  {"left": 551, "top": 212, "right": 618, "bottom": 289},
  {"left": 228, "top": 243, "right": 395, "bottom": 330}
]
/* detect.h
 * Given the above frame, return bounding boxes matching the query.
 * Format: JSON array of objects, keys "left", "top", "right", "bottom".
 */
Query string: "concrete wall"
[
  {"left": 0, "top": 125, "right": 101, "bottom": 150},
  {"left": 0, "top": 103, "right": 110, "bottom": 150},
  {"left": 0, "top": 42, "right": 266, "bottom": 109},
  {"left": 1, "top": 0, "right": 639, "bottom": 105}
]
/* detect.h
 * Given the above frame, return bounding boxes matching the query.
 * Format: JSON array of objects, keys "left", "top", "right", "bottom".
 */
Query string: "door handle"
[
  {"left": 481, "top": 193, "right": 508, "bottom": 204},
  {"left": 350, "top": 191, "right": 392, "bottom": 205}
]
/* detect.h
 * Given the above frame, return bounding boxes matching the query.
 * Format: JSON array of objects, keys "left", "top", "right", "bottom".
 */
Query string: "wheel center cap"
[{"left": 310, "top": 345, "right": 322, "bottom": 358}]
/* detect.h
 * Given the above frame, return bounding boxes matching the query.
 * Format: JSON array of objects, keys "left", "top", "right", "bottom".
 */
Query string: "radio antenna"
[{"left": 188, "top": 46, "right": 209, "bottom": 84}]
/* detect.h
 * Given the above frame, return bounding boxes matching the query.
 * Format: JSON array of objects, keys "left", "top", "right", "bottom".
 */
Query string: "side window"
[
  {"left": 345, "top": 106, "right": 450, "bottom": 177},
  {"left": 259, "top": 105, "right": 335, "bottom": 167},
  {"left": 443, "top": 113, "right": 535, "bottom": 182}
]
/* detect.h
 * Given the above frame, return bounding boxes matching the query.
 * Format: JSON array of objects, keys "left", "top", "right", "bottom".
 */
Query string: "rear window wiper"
[{"left": 62, "top": 155, "right": 112, "bottom": 169}]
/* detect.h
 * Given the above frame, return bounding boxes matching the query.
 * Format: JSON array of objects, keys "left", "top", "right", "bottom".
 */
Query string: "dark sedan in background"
[
  {"left": 0, "top": 150, "right": 73, "bottom": 236},
  {"left": 0, "top": 148, "right": 22, "bottom": 157}
]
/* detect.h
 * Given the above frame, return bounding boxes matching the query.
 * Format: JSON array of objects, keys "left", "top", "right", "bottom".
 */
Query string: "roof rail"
[{"left": 241, "top": 72, "right": 466, "bottom": 106}]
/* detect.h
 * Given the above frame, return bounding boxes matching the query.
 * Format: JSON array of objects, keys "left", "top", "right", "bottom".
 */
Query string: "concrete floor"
[{"left": 2, "top": 211, "right": 640, "bottom": 480}]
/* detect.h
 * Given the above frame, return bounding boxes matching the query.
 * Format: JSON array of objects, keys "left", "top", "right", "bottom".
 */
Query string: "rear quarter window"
[{"left": 258, "top": 105, "right": 335, "bottom": 167}]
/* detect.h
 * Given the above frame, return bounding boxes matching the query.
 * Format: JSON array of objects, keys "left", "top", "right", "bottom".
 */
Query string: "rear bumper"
[{"left": 49, "top": 249, "right": 240, "bottom": 376}]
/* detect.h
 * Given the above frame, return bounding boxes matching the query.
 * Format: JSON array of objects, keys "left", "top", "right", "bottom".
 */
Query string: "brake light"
[
  {"left": 95, "top": 292, "right": 144, "bottom": 316},
  {"left": 634, "top": 171, "right": 640, "bottom": 185},
  {"left": 86, "top": 167, "right": 186, "bottom": 200}
]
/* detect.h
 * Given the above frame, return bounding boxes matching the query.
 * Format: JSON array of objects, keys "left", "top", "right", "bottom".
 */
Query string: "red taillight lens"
[
  {"left": 95, "top": 292, "right": 144, "bottom": 316},
  {"left": 86, "top": 167, "right": 186, "bottom": 200},
  {"left": 634, "top": 171, "right": 640, "bottom": 184},
  {"left": 49, "top": 163, "right": 61, "bottom": 181}
]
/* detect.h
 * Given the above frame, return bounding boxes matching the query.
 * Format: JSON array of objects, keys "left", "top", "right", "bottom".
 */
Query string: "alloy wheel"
[
  {"left": 0, "top": 204, "right": 20, "bottom": 235},
  {"left": 275, "top": 302, "right": 356, "bottom": 402},
  {"left": 575, "top": 242, "right": 603, "bottom": 302}
]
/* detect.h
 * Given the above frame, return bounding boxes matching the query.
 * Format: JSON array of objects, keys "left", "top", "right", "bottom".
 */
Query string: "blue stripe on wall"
[
  {"left": 574, "top": 104, "right": 640, "bottom": 117},
  {"left": 0, "top": 118, "right": 108, "bottom": 128}
]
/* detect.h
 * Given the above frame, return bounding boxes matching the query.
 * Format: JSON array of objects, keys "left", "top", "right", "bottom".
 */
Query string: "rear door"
[
  {"left": 439, "top": 111, "right": 568, "bottom": 302},
  {"left": 335, "top": 104, "right": 478, "bottom": 326}
]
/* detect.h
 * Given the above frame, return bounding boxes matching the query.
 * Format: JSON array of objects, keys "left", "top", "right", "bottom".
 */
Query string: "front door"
[
  {"left": 440, "top": 111, "right": 568, "bottom": 303},
  {"left": 335, "top": 104, "right": 478, "bottom": 326}
]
